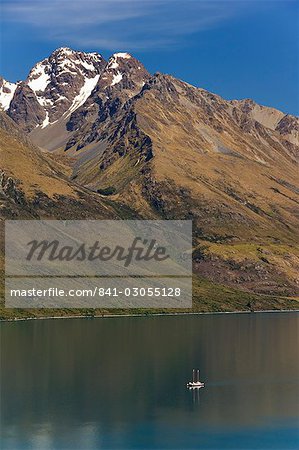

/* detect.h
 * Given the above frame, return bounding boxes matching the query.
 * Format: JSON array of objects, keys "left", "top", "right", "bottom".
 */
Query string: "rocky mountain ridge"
[
  {"left": 1, "top": 47, "right": 298, "bottom": 152},
  {"left": 1, "top": 47, "right": 298, "bottom": 301},
  {"left": 230, "top": 98, "right": 299, "bottom": 146}
]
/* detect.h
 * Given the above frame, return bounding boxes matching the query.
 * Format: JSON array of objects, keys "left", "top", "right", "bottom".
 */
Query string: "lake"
[{"left": 1, "top": 312, "right": 298, "bottom": 449}]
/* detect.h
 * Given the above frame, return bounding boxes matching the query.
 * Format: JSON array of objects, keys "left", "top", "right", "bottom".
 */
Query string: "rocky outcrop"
[
  {"left": 0, "top": 170, "right": 26, "bottom": 206},
  {"left": 230, "top": 98, "right": 299, "bottom": 146},
  {"left": 8, "top": 82, "right": 46, "bottom": 132},
  {"left": 64, "top": 53, "right": 150, "bottom": 149},
  {"left": 275, "top": 114, "right": 299, "bottom": 147}
]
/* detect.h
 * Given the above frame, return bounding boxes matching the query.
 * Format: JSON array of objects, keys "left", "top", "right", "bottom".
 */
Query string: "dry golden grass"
[{"left": 0, "top": 128, "right": 76, "bottom": 198}]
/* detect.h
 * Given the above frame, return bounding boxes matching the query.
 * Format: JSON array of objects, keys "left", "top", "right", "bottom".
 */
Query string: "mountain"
[
  {"left": 71, "top": 73, "right": 298, "bottom": 188},
  {"left": 65, "top": 72, "right": 298, "bottom": 296},
  {"left": 4, "top": 48, "right": 149, "bottom": 151},
  {"left": 1, "top": 47, "right": 299, "bottom": 305},
  {"left": 0, "top": 111, "right": 119, "bottom": 220},
  {"left": 3, "top": 47, "right": 298, "bottom": 158},
  {"left": 7, "top": 48, "right": 105, "bottom": 133}
]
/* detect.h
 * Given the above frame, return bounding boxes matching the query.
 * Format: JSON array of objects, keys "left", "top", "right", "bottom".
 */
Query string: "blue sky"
[{"left": 0, "top": 0, "right": 298, "bottom": 115}]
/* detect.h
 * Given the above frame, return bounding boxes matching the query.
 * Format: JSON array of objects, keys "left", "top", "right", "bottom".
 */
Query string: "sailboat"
[{"left": 187, "top": 369, "right": 205, "bottom": 389}]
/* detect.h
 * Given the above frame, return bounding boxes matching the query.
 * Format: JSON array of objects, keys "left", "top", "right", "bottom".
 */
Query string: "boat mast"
[
  {"left": 197, "top": 370, "right": 200, "bottom": 382},
  {"left": 192, "top": 369, "right": 195, "bottom": 382}
]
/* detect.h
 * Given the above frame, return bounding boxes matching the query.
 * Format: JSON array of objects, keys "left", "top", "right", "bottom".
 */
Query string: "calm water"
[{"left": 1, "top": 313, "right": 298, "bottom": 449}]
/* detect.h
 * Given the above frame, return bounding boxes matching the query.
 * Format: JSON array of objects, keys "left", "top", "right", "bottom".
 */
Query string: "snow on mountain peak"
[
  {"left": 51, "top": 47, "right": 103, "bottom": 67},
  {"left": 54, "top": 47, "right": 74, "bottom": 55},
  {"left": 28, "top": 62, "right": 51, "bottom": 94},
  {"left": 0, "top": 78, "right": 18, "bottom": 111},
  {"left": 67, "top": 74, "right": 100, "bottom": 116},
  {"left": 20, "top": 48, "right": 106, "bottom": 125},
  {"left": 4, "top": 48, "right": 149, "bottom": 132},
  {"left": 107, "top": 53, "right": 131, "bottom": 69},
  {"left": 113, "top": 53, "right": 131, "bottom": 59},
  {"left": 111, "top": 72, "right": 123, "bottom": 86}
]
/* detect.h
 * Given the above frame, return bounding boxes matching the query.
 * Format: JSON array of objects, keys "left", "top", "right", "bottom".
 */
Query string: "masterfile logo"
[
  {"left": 6, "top": 220, "right": 191, "bottom": 276},
  {"left": 5, "top": 220, "right": 192, "bottom": 309},
  {"left": 25, "top": 237, "right": 170, "bottom": 267}
]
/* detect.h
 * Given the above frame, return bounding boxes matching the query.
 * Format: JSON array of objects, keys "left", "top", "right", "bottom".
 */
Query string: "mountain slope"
[
  {"left": 3, "top": 111, "right": 298, "bottom": 320},
  {"left": 0, "top": 111, "right": 118, "bottom": 220},
  {"left": 1, "top": 48, "right": 298, "bottom": 301},
  {"left": 69, "top": 73, "right": 299, "bottom": 296},
  {"left": 230, "top": 98, "right": 299, "bottom": 146}
]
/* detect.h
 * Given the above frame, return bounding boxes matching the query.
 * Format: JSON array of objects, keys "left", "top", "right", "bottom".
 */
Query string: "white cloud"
[{"left": 1, "top": 0, "right": 252, "bottom": 50}]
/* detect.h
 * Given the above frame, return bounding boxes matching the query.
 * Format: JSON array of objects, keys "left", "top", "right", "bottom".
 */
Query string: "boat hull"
[{"left": 187, "top": 382, "right": 205, "bottom": 389}]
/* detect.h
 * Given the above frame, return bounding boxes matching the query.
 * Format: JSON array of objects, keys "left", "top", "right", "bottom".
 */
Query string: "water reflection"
[{"left": 1, "top": 312, "right": 298, "bottom": 449}]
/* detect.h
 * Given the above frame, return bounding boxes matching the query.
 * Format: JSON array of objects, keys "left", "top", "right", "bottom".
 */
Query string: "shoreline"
[{"left": 1, "top": 309, "right": 298, "bottom": 323}]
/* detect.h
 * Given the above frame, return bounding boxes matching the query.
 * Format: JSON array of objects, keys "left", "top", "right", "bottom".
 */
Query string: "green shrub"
[{"left": 97, "top": 186, "right": 117, "bottom": 196}]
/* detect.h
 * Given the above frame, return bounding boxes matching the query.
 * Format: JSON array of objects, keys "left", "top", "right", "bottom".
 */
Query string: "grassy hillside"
[
  {"left": 1, "top": 274, "right": 298, "bottom": 321},
  {"left": 1, "top": 78, "right": 298, "bottom": 319}
]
